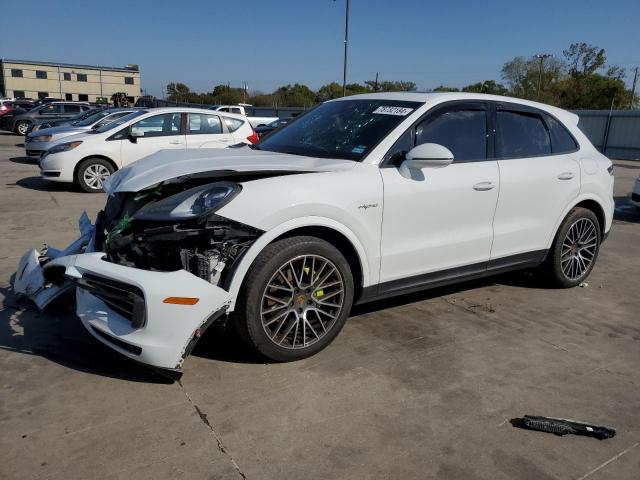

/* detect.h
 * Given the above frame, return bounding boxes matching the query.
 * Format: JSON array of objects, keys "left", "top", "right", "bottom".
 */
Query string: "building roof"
[{"left": 0, "top": 58, "right": 139, "bottom": 73}]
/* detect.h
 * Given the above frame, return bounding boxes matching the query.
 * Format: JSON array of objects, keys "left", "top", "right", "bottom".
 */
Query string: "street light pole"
[
  {"left": 535, "top": 53, "right": 551, "bottom": 100},
  {"left": 342, "top": 0, "right": 350, "bottom": 97}
]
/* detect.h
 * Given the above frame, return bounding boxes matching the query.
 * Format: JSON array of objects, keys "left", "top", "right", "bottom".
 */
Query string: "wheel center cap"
[{"left": 295, "top": 293, "right": 306, "bottom": 306}]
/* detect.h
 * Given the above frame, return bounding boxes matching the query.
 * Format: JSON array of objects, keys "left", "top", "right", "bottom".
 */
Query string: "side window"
[
  {"left": 415, "top": 109, "right": 487, "bottom": 162},
  {"left": 223, "top": 117, "right": 244, "bottom": 132},
  {"left": 218, "top": 107, "right": 230, "bottom": 112},
  {"left": 188, "top": 114, "right": 222, "bottom": 135},
  {"left": 231, "top": 108, "right": 242, "bottom": 114},
  {"left": 64, "top": 105, "right": 82, "bottom": 113},
  {"left": 130, "top": 113, "right": 182, "bottom": 138},
  {"left": 545, "top": 114, "right": 578, "bottom": 153},
  {"left": 41, "top": 104, "right": 63, "bottom": 114},
  {"left": 496, "top": 110, "right": 551, "bottom": 158}
]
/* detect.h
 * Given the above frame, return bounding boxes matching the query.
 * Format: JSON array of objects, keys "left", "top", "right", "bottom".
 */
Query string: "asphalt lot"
[{"left": 0, "top": 131, "right": 639, "bottom": 480}]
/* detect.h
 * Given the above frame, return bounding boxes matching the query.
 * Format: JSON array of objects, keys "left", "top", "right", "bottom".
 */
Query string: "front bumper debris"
[
  {"left": 13, "top": 212, "right": 94, "bottom": 309},
  {"left": 13, "top": 212, "right": 233, "bottom": 370}
]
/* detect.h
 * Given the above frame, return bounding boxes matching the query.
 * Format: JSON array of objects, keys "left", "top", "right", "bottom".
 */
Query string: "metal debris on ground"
[{"left": 515, "top": 415, "right": 616, "bottom": 440}]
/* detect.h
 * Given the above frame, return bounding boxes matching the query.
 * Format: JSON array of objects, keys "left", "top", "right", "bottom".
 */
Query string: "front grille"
[
  {"left": 632, "top": 192, "right": 640, "bottom": 202},
  {"left": 77, "top": 273, "right": 146, "bottom": 328}
]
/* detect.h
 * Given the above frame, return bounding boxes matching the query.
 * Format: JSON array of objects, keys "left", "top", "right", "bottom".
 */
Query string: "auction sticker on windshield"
[{"left": 372, "top": 106, "right": 414, "bottom": 116}]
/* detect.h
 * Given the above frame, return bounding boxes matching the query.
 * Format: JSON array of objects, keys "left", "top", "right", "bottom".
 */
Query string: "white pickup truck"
[{"left": 208, "top": 105, "right": 278, "bottom": 128}]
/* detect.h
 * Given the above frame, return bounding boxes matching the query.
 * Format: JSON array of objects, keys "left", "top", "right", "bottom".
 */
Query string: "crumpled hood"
[{"left": 103, "top": 147, "right": 357, "bottom": 194}]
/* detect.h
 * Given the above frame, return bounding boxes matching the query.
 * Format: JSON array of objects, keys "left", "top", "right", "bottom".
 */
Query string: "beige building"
[{"left": 0, "top": 58, "right": 141, "bottom": 103}]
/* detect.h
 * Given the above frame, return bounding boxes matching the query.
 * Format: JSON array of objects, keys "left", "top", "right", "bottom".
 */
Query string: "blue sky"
[{"left": 2, "top": 0, "right": 639, "bottom": 97}]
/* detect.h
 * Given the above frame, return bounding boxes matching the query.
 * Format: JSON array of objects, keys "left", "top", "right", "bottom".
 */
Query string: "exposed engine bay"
[{"left": 96, "top": 175, "right": 266, "bottom": 289}]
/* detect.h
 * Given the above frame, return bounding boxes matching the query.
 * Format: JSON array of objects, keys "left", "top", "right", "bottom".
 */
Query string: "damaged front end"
[{"left": 14, "top": 177, "right": 264, "bottom": 371}]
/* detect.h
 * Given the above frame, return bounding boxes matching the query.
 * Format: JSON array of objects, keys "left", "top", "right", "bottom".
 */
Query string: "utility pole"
[
  {"left": 534, "top": 53, "right": 551, "bottom": 100},
  {"left": 374, "top": 72, "right": 379, "bottom": 92},
  {"left": 629, "top": 67, "right": 638, "bottom": 109},
  {"left": 342, "top": 0, "right": 350, "bottom": 97}
]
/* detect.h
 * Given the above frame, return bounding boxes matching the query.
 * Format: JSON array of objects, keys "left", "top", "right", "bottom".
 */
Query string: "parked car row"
[
  {"left": 14, "top": 92, "right": 615, "bottom": 373},
  {"left": 37, "top": 107, "right": 257, "bottom": 191},
  {"left": 0, "top": 101, "right": 92, "bottom": 134}
]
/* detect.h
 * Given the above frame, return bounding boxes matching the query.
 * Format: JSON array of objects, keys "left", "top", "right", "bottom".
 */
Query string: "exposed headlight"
[
  {"left": 133, "top": 182, "right": 241, "bottom": 221},
  {"left": 32, "top": 135, "right": 52, "bottom": 142},
  {"left": 47, "top": 141, "right": 83, "bottom": 155}
]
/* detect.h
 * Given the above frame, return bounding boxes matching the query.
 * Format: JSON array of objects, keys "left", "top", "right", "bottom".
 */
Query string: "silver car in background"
[{"left": 25, "top": 108, "right": 141, "bottom": 156}]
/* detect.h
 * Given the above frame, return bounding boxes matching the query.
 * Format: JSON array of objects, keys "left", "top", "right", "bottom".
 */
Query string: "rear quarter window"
[
  {"left": 224, "top": 117, "right": 244, "bottom": 132},
  {"left": 545, "top": 114, "right": 578, "bottom": 153}
]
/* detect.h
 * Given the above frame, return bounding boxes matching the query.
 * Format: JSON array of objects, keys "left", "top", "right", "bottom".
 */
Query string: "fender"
[
  {"left": 225, "top": 215, "right": 373, "bottom": 310},
  {"left": 545, "top": 192, "right": 611, "bottom": 249}
]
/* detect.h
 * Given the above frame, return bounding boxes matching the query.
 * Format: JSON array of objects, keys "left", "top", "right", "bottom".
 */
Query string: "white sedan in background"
[
  {"left": 39, "top": 107, "right": 257, "bottom": 192},
  {"left": 25, "top": 108, "right": 138, "bottom": 156}
]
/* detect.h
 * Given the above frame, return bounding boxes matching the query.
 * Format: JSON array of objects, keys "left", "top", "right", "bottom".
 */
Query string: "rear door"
[
  {"left": 118, "top": 112, "right": 186, "bottom": 167},
  {"left": 185, "top": 112, "right": 234, "bottom": 148},
  {"left": 490, "top": 103, "right": 580, "bottom": 260}
]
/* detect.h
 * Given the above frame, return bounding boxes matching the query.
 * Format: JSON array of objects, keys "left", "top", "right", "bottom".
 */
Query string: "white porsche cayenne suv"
[
  {"left": 38, "top": 107, "right": 257, "bottom": 192},
  {"left": 14, "top": 93, "right": 614, "bottom": 374}
]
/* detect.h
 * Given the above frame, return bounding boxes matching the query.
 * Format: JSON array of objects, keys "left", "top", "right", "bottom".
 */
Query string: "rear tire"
[
  {"left": 75, "top": 158, "right": 114, "bottom": 193},
  {"left": 15, "top": 120, "right": 30, "bottom": 135},
  {"left": 543, "top": 207, "right": 601, "bottom": 288},
  {"left": 233, "top": 236, "right": 354, "bottom": 361}
]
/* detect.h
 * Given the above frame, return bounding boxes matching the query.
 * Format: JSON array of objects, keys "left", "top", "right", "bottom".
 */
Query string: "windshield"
[
  {"left": 257, "top": 99, "right": 422, "bottom": 161},
  {"left": 93, "top": 110, "right": 146, "bottom": 133},
  {"left": 75, "top": 110, "right": 113, "bottom": 127}
]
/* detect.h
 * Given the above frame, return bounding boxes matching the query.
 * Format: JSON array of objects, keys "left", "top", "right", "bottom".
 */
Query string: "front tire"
[
  {"left": 15, "top": 120, "right": 30, "bottom": 135},
  {"left": 234, "top": 236, "right": 354, "bottom": 361},
  {"left": 75, "top": 158, "right": 114, "bottom": 193},
  {"left": 543, "top": 207, "right": 601, "bottom": 288}
]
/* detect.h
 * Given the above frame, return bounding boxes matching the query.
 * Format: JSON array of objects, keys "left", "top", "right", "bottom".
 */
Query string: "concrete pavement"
[{"left": 1, "top": 132, "right": 639, "bottom": 479}]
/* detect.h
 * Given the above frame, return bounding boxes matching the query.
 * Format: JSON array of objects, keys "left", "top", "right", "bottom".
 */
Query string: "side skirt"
[{"left": 357, "top": 250, "right": 547, "bottom": 305}]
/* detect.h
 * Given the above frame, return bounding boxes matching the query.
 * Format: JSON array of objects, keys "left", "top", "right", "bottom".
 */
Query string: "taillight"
[{"left": 246, "top": 130, "right": 259, "bottom": 144}]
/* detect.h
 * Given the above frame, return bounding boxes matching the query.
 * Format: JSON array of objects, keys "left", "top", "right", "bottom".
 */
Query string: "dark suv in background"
[{"left": 1, "top": 102, "right": 91, "bottom": 135}]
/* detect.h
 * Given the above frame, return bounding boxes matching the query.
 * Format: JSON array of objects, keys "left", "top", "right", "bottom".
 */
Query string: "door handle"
[
  {"left": 557, "top": 172, "right": 575, "bottom": 180},
  {"left": 473, "top": 181, "right": 495, "bottom": 191}
]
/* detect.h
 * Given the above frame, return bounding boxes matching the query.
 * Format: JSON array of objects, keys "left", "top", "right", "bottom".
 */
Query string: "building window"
[
  {"left": 125, "top": 77, "right": 134, "bottom": 85},
  {"left": 38, "top": 92, "right": 49, "bottom": 99},
  {"left": 65, "top": 93, "right": 73, "bottom": 101},
  {"left": 13, "top": 90, "right": 25, "bottom": 98},
  {"left": 78, "top": 94, "right": 89, "bottom": 102},
  {"left": 63, "top": 72, "right": 71, "bottom": 81},
  {"left": 11, "top": 69, "right": 23, "bottom": 78},
  {"left": 77, "top": 73, "right": 88, "bottom": 82},
  {"left": 36, "top": 70, "right": 47, "bottom": 79}
]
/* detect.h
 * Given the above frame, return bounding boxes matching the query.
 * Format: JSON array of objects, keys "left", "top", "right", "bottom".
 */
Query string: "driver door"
[
  {"left": 119, "top": 112, "right": 186, "bottom": 167},
  {"left": 378, "top": 102, "right": 499, "bottom": 292}
]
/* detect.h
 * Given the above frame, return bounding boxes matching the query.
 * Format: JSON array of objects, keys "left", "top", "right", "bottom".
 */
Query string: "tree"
[
  {"left": 315, "top": 82, "right": 345, "bottom": 102},
  {"left": 462, "top": 80, "right": 508, "bottom": 95},
  {"left": 272, "top": 83, "right": 316, "bottom": 106},
  {"left": 432, "top": 85, "right": 459, "bottom": 92},
  {"left": 501, "top": 55, "right": 564, "bottom": 102},
  {"left": 166, "top": 82, "right": 191, "bottom": 101},
  {"left": 365, "top": 80, "right": 416, "bottom": 92},
  {"left": 554, "top": 73, "right": 629, "bottom": 109},
  {"left": 210, "top": 84, "right": 245, "bottom": 104},
  {"left": 563, "top": 42, "right": 606, "bottom": 75}
]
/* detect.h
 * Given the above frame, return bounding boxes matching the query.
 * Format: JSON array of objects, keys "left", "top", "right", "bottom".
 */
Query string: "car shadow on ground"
[
  {"left": 614, "top": 195, "right": 640, "bottom": 224},
  {"left": 0, "top": 281, "right": 173, "bottom": 384},
  {"left": 9, "top": 156, "right": 37, "bottom": 165},
  {"left": 13, "top": 175, "right": 78, "bottom": 193}
]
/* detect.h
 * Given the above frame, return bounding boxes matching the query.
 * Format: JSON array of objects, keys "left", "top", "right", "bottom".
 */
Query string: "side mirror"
[
  {"left": 128, "top": 129, "right": 143, "bottom": 143},
  {"left": 402, "top": 143, "right": 454, "bottom": 169}
]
